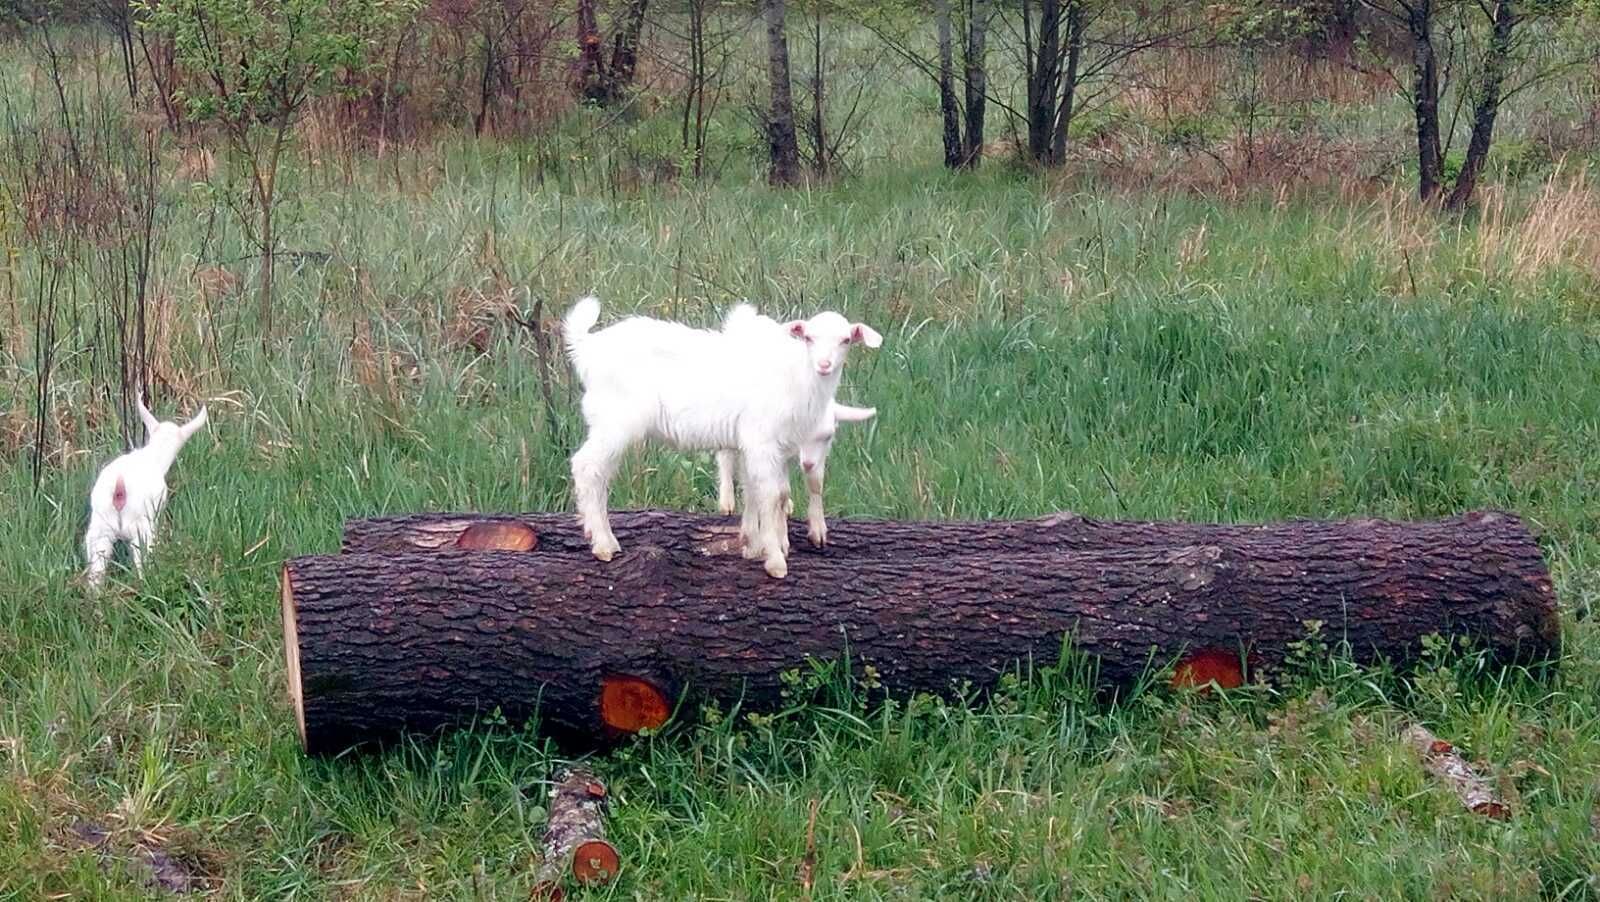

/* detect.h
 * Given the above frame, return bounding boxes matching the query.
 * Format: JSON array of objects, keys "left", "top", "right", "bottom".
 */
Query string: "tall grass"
[{"left": 2, "top": 20, "right": 1599, "bottom": 900}]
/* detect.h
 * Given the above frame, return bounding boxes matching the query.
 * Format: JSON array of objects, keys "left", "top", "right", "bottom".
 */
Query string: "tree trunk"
[
  {"left": 1025, "top": 0, "right": 1064, "bottom": 165},
  {"left": 1444, "top": 0, "right": 1516, "bottom": 211},
  {"left": 809, "top": 7, "right": 827, "bottom": 179},
  {"left": 762, "top": 0, "right": 802, "bottom": 186},
  {"left": 607, "top": 0, "right": 650, "bottom": 97},
  {"left": 962, "top": 0, "right": 989, "bottom": 167},
  {"left": 531, "top": 766, "right": 621, "bottom": 898},
  {"left": 1050, "top": 0, "right": 1084, "bottom": 165},
  {"left": 339, "top": 507, "right": 1521, "bottom": 559},
  {"left": 575, "top": 0, "right": 606, "bottom": 103},
  {"left": 937, "top": 0, "right": 964, "bottom": 169},
  {"left": 287, "top": 510, "right": 1559, "bottom": 755},
  {"left": 1408, "top": 1, "right": 1444, "bottom": 202}
]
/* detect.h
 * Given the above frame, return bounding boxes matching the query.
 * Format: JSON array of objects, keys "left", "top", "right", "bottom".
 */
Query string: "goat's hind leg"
[{"left": 83, "top": 522, "right": 115, "bottom": 591}]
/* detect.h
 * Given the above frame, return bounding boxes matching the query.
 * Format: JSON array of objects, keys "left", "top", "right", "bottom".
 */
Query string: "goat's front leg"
[
  {"left": 716, "top": 450, "right": 739, "bottom": 515},
  {"left": 803, "top": 460, "right": 827, "bottom": 547},
  {"left": 742, "top": 450, "right": 790, "bottom": 578}
]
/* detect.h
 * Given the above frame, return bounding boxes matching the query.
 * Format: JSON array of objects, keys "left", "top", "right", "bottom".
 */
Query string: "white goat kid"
[
  {"left": 715, "top": 401, "right": 876, "bottom": 548},
  {"left": 563, "top": 295, "right": 881, "bottom": 578},
  {"left": 83, "top": 394, "right": 208, "bottom": 589},
  {"left": 714, "top": 301, "right": 877, "bottom": 549}
]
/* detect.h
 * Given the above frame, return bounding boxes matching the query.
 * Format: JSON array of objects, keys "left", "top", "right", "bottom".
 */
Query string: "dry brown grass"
[
  {"left": 1337, "top": 167, "right": 1600, "bottom": 300},
  {"left": 1473, "top": 167, "right": 1600, "bottom": 288}
]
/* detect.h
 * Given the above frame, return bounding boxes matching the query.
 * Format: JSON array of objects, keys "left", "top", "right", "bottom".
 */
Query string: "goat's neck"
[{"left": 134, "top": 439, "right": 183, "bottom": 476}]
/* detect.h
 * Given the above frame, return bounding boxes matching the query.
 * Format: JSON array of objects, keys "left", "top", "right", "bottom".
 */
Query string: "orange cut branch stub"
[
  {"left": 454, "top": 521, "right": 537, "bottom": 551},
  {"left": 1171, "top": 648, "right": 1246, "bottom": 692},
  {"left": 599, "top": 675, "right": 670, "bottom": 733},
  {"left": 571, "top": 839, "right": 621, "bottom": 884}
]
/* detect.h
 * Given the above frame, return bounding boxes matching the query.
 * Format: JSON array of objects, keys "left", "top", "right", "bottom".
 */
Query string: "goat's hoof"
[
  {"left": 808, "top": 526, "right": 826, "bottom": 547},
  {"left": 782, "top": 498, "right": 795, "bottom": 516},
  {"left": 718, "top": 502, "right": 737, "bottom": 515},
  {"left": 591, "top": 539, "right": 620, "bottom": 562},
  {"left": 764, "top": 557, "right": 788, "bottom": 579}
]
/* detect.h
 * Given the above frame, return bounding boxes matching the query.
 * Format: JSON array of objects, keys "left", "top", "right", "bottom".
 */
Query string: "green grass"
[{"left": 4, "top": 22, "right": 1600, "bottom": 901}]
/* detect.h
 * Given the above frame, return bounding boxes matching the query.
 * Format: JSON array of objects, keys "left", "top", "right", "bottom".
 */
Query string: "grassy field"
[{"left": 3, "top": 19, "right": 1600, "bottom": 900}]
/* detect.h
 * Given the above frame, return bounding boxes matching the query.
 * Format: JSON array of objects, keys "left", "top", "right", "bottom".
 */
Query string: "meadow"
[{"left": 2, "top": 13, "right": 1600, "bottom": 899}]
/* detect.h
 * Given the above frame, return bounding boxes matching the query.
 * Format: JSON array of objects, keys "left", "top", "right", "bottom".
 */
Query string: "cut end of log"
[
  {"left": 571, "top": 839, "right": 620, "bottom": 884},
  {"left": 1171, "top": 648, "right": 1245, "bottom": 691},
  {"left": 280, "top": 567, "right": 307, "bottom": 748},
  {"left": 599, "top": 675, "right": 670, "bottom": 734},
  {"left": 1472, "top": 801, "right": 1512, "bottom": 820},
  {"left": 455, "top": 521, "right": 537, "bottom": 551}
]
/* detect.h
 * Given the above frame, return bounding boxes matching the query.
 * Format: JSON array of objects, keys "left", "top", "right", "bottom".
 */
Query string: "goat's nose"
[{"left": 801, "top": 460, "right": 816, "bottom": 473}]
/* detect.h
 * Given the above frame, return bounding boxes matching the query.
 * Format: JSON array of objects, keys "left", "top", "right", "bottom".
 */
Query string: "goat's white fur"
[
  {"left": 83, "top": 393, "right": 208, "bottom": 589},
  {"left": 563, "top": 295, "right": 881, "bottom": 578},
  {"left": 713, "top": 304, "right": 875, "bottom": 547},
  {"left": 715, "top": 400, "right": 875, "bottom": 548}
]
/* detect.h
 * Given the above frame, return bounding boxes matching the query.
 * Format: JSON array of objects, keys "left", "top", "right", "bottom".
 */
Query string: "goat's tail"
[{"left": 563, "top": 295, "right": 601, "bottom": 362}]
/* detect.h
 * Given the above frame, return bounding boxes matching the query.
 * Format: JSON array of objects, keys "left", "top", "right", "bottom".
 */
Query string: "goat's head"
[
  {"left": 784, "top": 312, "right": 882, "bottom": 378},
  {"left": 137, "top": 392, "right": 208, "bottom": 449},
  {"left": 798, "top": 403, "right": 876, "bottom": 474}
]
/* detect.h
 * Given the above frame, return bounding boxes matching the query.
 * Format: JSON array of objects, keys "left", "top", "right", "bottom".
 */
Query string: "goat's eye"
[
  {"left": 840, "top": 338, "right": 850, "bottom": 346},
  {"left": 804, "top": 335, "right": 813, "bottom": 344}
]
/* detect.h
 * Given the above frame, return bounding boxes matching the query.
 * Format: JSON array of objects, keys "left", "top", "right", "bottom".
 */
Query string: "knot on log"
[
  {"left": 1038, "top": 511, "right": 1083, "bottom": 528},
  {"left": 1159, "top": 544, "right": 1225, "bottom": 591},
  {"left": 692, "top": 524, "right": 744, "bottom": 557}
]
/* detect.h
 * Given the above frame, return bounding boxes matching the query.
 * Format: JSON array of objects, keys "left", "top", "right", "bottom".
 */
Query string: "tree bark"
[
  {"left": 574, "top": 0, "right": 606, "bottom": 103},
  {"left": 762, "top": 0, "right": 802, "bottom": 186},
  {"left": 1407, "top": 0, "right": 1445, "bottom": 202},
  {"left": 607, "top": 0, "right": 650, "bottom": 96},
  {"left": 1050, "top": 0, "right": 1084, "bottom": 165},
  {"left": 1025, "top": 0, "right": 1064, "bottom": 165},
  {"left": 340, "top": 508, "right": 1533, "bottom": 559},
  {"left": 531, "top": 766, "right": 620, "bottom": 898},
  {"left": 287, "top": 510, "right": 1559, "bottom": 755},
  {"left": 937, "top": 0, "right": 964, "bottom": 169},
  {"left": 962, "top": 0, "right": 989, "bottom": 167},
  {"left": 1444, "top": 0, "right": 1516, "bottom": 211}
]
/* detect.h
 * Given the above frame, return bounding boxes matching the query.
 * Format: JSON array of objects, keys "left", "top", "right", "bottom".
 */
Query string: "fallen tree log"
[
  {"left": 338, "top": 507, "right": 1483, "bottom": 558},
  {"left": 531, "top": 766, "right": 620, "bottom": 899},
  {"left": 284, "top": 510, "right": 1558, "bottom": 755}
]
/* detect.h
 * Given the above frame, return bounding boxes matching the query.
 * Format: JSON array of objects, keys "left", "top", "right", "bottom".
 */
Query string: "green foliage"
[{"left": 136, "top": 0, "right": 420, "bottom": 127}]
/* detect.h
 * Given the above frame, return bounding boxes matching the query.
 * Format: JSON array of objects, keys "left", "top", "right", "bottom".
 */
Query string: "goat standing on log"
[
  {"left": 715, "top": 301, "right": 877, "bottom": 549},
  {"left": 83, "top": 393, "right": 208, "bottom": 590},
  {"left": 562, "top": 295, "right": 881, "bottom": 578}
]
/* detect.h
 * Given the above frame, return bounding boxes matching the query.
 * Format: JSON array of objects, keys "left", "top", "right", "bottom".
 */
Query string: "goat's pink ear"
[
  {"left": 786, "top": 320, "right": 808, "bottom": 339},
  {"left": 833, "top": 404, "right": 876, "bottom": 423},
  {"left": 850, "top": 323, "right": 882, "bottom": 348}
]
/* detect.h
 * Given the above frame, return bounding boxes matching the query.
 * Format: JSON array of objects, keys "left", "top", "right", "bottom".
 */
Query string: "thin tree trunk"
[
  {"left": 1050, "top": 0, "right": 1084, "bottom": 165},
  {"left": 962, "top": 0, "right": 989, "bottom": 166},
  {"left": 762, "top": 0, "right": 802, "bottom": 186},
  {"left": 608, "top": 0, "right": 650, "bottom": 95},
  {"left": 1408, "top": 0, "right": 1445, "bottom": 202},
  {"left": 937, "top": 0, "right": 963, "bottom": 168},
  {"left": 289, "top": 510, "right": 1559, "bottom": 755},
  {"left": 1026, "top": 0, "right": 1063, "bottom": 164},
  {"left": 1445, "top": 0, "right": 1516, "bottom": 211},
  {"left": 575, "top": 0, "right": 605, "bottom": 102},
  {"left": 810, "top": 6, "right": 826, "bottom": 178}
]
